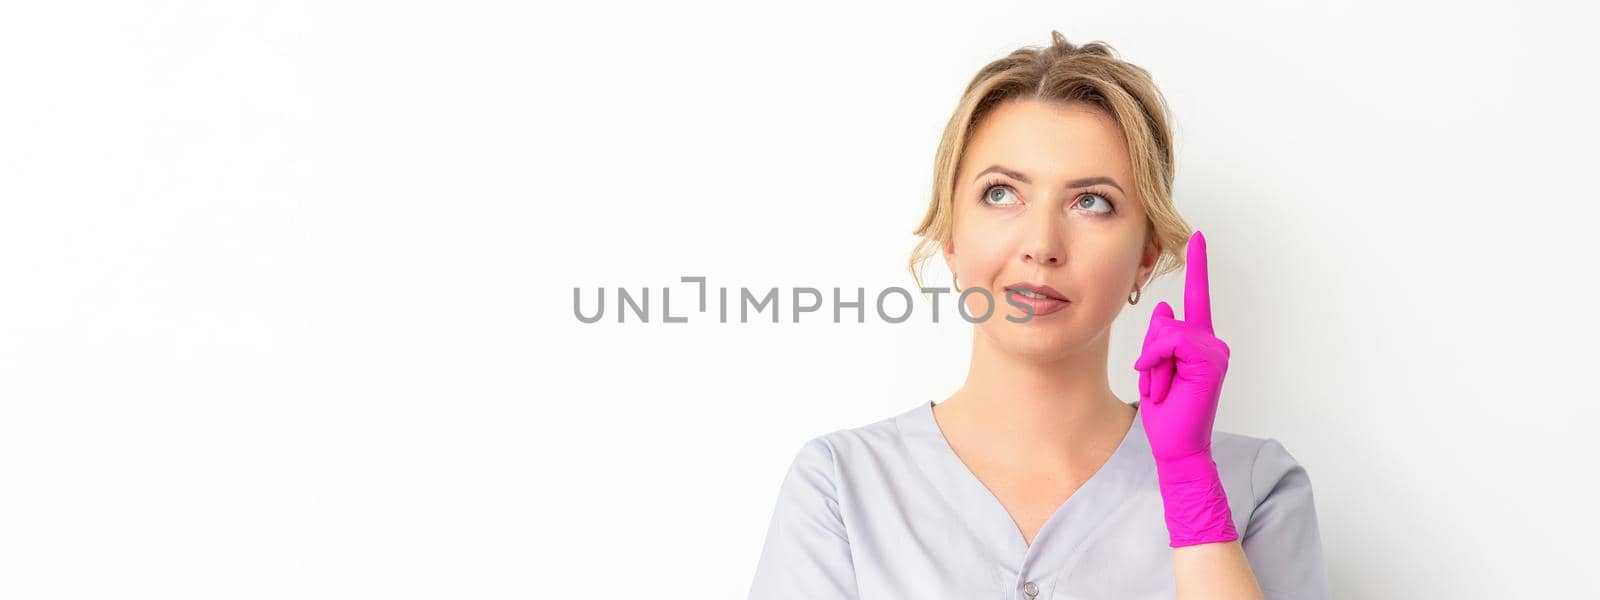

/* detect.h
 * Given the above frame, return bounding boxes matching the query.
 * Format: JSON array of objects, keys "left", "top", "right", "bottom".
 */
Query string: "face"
[{"left": 942, "top": 98, "right": 1159, "bottom": 360}]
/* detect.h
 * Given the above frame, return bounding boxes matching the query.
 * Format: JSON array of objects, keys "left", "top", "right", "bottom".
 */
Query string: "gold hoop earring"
[{"left": 1128, "top": 285, "right": 1142, "bottom": 305}]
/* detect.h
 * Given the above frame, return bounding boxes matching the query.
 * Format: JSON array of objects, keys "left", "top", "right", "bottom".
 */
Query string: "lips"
[
  {"left": 1003, "top": 282, "right": 1070, "bottom": 318},
  {"left": 1004, "top": 282, "right": 1067, "bottom": 302}
]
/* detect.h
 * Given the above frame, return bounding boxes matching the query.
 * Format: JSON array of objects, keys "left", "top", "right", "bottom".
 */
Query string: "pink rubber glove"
[{"left": 1134, "top": 230, "right": 1239, "bottom": 548}]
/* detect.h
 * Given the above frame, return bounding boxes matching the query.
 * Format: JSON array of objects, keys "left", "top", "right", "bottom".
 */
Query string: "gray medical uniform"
[{"left": 748, "top": 399, "right": 1330, "bottom": 599}]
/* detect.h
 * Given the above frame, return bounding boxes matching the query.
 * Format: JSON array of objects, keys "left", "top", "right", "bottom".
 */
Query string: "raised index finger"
[{"left": 1184, "top": 230, "right": 1213, "bottom": 334}]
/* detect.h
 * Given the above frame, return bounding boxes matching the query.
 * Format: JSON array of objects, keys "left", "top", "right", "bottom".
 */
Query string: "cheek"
[
  {"left": 951, "top": 228, "right": 1012, "bottom": 287},
  {"left": 1077, "top": 242, "right": 1142, "bottom": 294},
  {"left": 1083, "top": 263, "right": 1129, "bottom": 294}
]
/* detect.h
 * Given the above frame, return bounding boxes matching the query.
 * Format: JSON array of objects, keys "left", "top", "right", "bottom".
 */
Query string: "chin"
[{"left": 986, "top": 322, "right": 1083, "bottom": 360}]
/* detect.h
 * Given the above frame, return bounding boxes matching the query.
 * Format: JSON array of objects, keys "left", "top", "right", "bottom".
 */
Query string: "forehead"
[{"left": 959, "top": 99, "right": 1133, "bottom": 184}]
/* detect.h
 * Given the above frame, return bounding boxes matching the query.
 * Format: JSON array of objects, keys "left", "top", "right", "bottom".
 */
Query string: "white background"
[{"left": 2, "top": 1, "right": 1597, "bottom": 598}]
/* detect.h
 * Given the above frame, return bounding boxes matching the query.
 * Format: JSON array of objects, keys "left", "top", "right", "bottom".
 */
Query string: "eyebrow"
[{"left": 972, "top": 165, "right": 1125, "bottom": 194}]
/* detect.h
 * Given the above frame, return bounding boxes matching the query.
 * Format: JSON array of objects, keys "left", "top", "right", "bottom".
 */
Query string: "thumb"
[{"left": 1154, "top": 300, "right": 1175, "bottom": 321}]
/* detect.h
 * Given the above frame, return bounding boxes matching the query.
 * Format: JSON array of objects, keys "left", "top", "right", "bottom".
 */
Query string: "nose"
[
  {"left": 1024, "top": 247, "right": 1061, "bottom": 265},
  {"left": 1021, "top": 205, "right": 1064, "bottom": 266}
]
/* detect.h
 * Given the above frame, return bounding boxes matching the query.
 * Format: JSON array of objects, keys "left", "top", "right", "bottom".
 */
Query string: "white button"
[{"left": 1023, "top": 581, "right": 1039, "bottom": 597}]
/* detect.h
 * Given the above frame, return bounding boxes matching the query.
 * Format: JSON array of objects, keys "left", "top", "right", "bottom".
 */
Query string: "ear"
[{"left": 1135, "top": 232, "right": 1159, "bottom": 290}]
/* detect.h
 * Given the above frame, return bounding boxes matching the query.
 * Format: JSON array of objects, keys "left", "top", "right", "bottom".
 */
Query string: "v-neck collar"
[{"left": 895, "top": 398, "right": 1155, "bottom": 586}]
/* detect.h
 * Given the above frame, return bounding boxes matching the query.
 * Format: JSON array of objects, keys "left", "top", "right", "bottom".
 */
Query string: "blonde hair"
[{"left": 909, "top": 31, "right": 1192, "bottom": 291}]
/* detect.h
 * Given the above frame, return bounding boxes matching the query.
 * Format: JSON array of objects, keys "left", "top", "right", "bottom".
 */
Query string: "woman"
[{"left": 748, "top": 32, "right": 1330, "bottom": 599}]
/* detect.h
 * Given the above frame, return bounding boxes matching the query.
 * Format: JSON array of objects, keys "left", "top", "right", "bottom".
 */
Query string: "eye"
[
  {"left": 980, "top": 182, "right": 1019, "bottom": 207},
  {"left": 1075, "top": 190, "right": 1117, "bottom": 216}
]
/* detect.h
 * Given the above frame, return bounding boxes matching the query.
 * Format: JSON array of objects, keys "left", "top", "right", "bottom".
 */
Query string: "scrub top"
[{"left": 747, "top": 399, "right": 1331, "bottom": 600}]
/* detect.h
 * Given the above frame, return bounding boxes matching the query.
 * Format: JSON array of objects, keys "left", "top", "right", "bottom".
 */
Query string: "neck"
[{"left": 938, "top": 325, "right": 1134, "bottom": 466}]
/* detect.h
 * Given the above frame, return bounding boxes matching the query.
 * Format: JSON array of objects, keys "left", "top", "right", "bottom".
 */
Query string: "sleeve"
[
  {"left": 1242, "top": 438, "right": 1333, "bottom": 600},
  {"left": 747, "top": 436, "right": 860, "bottom": 600}
]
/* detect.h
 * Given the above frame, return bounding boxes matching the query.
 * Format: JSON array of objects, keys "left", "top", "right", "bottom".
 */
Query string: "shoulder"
[
  {"left": 1209, "top": 429, "right": 1314, "bottom": 511},
  {"left": 815, "top": 409, "right": 904, "bottom": 455},
  {"left": 786, "top": 411, "right": 902, "bottom": 472},
  {"left": 1207, "top": 431, "right": 1331, "bottom": 595},
  {"left": 779, "top": 403, "right": 920, "bottom": 481}
]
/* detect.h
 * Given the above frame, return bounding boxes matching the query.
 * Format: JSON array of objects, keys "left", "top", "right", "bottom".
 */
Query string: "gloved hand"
[{"left": 1133, "top": 230, "right": 1239, "bottom": 548}]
